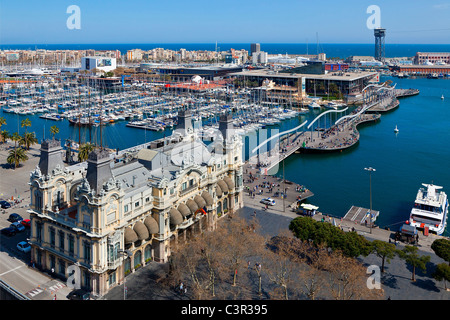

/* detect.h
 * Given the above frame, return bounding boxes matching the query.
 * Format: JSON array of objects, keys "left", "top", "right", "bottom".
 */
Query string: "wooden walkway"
[{"left": 343, "top": 205, "right": 379, "bottom": 225}]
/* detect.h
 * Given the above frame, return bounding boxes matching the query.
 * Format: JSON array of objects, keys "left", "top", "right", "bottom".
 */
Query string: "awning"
[
  {"left": 224, "top": 176, "right": 235, "bottom": 190},
  {"left": 124, "top": 227, "right": 138, "bottom": 244},
  {"left": 170, "top": 208, "right": 183, "bottom": 226},
  {"left": 217, "top": 180, "right": 229, "bottom": 193},
  {"left": 133, "top": 221, "right": 149, "bottom": 241},
  {"left": 202, "top": 191, "right": 214, "bottom": 206},
  {"left": 216, "top": 186, "right": 223, "bottom": 198},
  {"left": 144, "top": 215, "right": 159, "bottom": 234},
  {"left": 194, "top": 195, "right": 207, "bottom": 208},
  {"left": 300, "top": 203, "right": 319, "bottom": 210},
  {"left": 177, "top": 203, "right": 191, "bottom": 217},
  {"left": 186, "top": 199, "right": 199, "bottom": 214}
]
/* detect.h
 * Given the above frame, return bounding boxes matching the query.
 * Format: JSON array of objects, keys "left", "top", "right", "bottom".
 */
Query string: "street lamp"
[
  {"left": 118, "top": 249, "right": 132, "bottom": 300},
  {"left": 364, "top": 167, "right": 376, "bottom": 234}
]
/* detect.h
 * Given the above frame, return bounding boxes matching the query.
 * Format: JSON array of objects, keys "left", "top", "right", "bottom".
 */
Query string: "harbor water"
[
  {"left": 1, "top": 76, "right": 449, "bottom": 236},
  {"left": 280, "top": 76, "right": 450, "bottom": 236}
]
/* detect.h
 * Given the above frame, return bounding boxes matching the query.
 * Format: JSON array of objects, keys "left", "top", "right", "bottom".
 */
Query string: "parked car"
[
  {"left": 260, "top": 198, "right": 276, "bottom": 206},
  {"left": 0, "top": 200, "right": 11, "bottom": 209},
  {"left": 17, "top": 241, "right": 31, "bottom": 253},
  {"left": 1, "top": 227, "right": 16, "bottom": 237},
  {"left": 21, "top": 219, "right": 31, "bottom": 228},
  {"left": 67, "top": 289, "right": 90, "bottom": 300},
  {"left": 11, "top": 222, "right": 25, "bottom": 232},
  {"left": 8, "top": 213, "right": 23, "bottom": 223}
]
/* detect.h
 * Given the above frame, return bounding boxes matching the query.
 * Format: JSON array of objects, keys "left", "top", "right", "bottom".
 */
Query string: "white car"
[
  {"left": 17, "top": 241, "right": 31, "bottom": 253},
  {"left": 260, "top": 198, "right": 276, "bottom": 206}
]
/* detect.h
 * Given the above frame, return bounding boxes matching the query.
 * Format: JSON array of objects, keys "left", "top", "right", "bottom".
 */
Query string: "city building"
[
  {"left": 229, "top": 68, "right": 379, "bottom": 102},
  {"left": 252, "top": 51, "right": 268, "bottom": 65},
  {"left": 81, "top": 57, "right": 117, "bottom": 74},
  {"left": 414, "top": 52, "right": 450, "bottom": 65},
  {"left": 250, "top": 43, "right": 261, "bottom": 56},
  {"left": 157, "top": 65, "right": 243, "bottom": 82},
  {"left": 27, "top": 112, "right": 244, "bottom": 297}
]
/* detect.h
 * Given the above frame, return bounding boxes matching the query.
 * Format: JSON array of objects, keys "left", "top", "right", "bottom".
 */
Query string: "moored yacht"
[{"left": 409, "top": 183, "right": 448, "bottom": 235}]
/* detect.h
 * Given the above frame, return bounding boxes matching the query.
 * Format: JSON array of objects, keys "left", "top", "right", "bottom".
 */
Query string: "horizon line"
[{"left": 2, "top": 42, "right": 450, "bottom": 46}]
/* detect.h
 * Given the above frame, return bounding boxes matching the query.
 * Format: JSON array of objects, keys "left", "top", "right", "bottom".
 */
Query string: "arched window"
[
  {"left": 134, "top": 250, "right": 142, "bottom": 269},
  {"left": 217, "top": 201, "right": 222, "bottom": 216},
  {"left": 144, "top": 245, "right": 152, "bottom": 262}
]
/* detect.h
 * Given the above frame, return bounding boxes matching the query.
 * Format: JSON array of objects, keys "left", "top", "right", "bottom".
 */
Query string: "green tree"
[
  {"left": 371, "top": 240, "right": 397, "bottom": 273},
  {"left": 432, "top": 263, "right": 450, "bottom": 291},
  {"left": 288, "top": 217, "right": 371, "bottom": 258},
  {"left": 0, "top": 129, "right": 9, "bottom": 143},
  {"left": 0, "top": 117, "right": 6, "bottom": 131},
  {"left": 78, "top": 142, "right": 95, "bottom": 162},
  {"left": 398, "top": 245, "right": 430, "bottom": 282},
  {"left": 50, "top": 125, "right": 60, "bottom": 139},
  {"left": 20, "top": 118, "right": 32, "bottom": 133},
  {"left": 289, "top": 216, "right": 316, "bottom": 241},
  {"left": 7, "top": 146, "right": 28, "bottom": 169},
  {"left": 19, "top": 132, "right": 38, "bottom": 150},
  {"left": 431, "top": 239, "right": 450, "bottom": 265}
]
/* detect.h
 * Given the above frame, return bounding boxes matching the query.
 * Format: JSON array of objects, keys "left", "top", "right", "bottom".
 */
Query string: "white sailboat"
[
  {"left": 441, "top": 95, "right": 444, "bottom": 100},
  {"left": 394, "top": 125, "right": 399, "bottom": 133}
]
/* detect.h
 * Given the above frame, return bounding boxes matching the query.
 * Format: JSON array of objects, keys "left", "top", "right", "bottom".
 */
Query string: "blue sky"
[{"left": 1, "top": 0, "right": 449, "bottom": 44}]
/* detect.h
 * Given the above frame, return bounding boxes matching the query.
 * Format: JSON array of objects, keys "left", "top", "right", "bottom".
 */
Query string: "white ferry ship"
[{"left": 409, "top": 183, "right": 448, "bottom": 235}]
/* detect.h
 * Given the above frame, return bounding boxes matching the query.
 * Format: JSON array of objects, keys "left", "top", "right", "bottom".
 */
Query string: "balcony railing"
[{"left": 180, "top": 183, "right": 198, "bottom": 196}]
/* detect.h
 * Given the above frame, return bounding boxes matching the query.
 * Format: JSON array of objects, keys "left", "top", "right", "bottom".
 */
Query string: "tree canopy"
[{"left": 288, "top": 216, "right": 372, "bottom": 258}]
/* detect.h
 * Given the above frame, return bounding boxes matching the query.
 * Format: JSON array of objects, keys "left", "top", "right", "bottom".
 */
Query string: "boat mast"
[{"left": 78, "top": 89, "right": 81, "bottom": 147}]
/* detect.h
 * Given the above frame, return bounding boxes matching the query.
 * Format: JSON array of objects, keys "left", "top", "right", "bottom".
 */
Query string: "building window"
[
  {"left": 135, "top": 201, "right": 140, "bottom": 208},
  {"left": 58, "top": 259, "right": 65, "bottom": 275},
  {"left": 145, "top": 197, "right": 150, "bottom": 203},
  {"left": 144, "top": 245, "right": 152, "bottom": 261},
  {"left": 68, "top": 235, "right": 74, "bottom": 256},
  {"left": 182, "top": 182, "right": 187, "bottom": 190},
  {"left": 109, "top": 271, "right": 116, "bottom": 285},
  {"left": 83, "top": 241, "right": 91, "bottom": 263},
  {"left": 36, "top": 222, "right": 42, "bottom": 243},
  {"left": 59, "top": 231, "right": 65, "bottom": 253},
  {"left": 124, "top": 204, "right": 129, "bottom": 213},
  {"left": 84, "top": 271, "right": 91, "bottom": 290},
  {"left": 50, "top": 255, "right": 56, "bottom": 271},
  {"left": 49, "top": 227, "right": 55, "bottom": 248},
  {"left": 134, "top": 251, "right": 142, "bottom": 269}
]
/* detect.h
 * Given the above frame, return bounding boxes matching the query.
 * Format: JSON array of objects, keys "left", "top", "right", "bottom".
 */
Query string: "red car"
[{"left": 21, "top": 219, "right": 31, "bottom": 228}]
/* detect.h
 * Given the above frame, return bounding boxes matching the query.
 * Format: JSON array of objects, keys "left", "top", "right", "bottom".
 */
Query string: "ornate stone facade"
[{"left": 27, "top": 113, "right": 243, "bottom": 297}]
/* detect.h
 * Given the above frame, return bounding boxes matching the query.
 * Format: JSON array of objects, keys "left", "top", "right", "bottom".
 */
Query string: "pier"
[
  {"left": 343, "top": 205, "right": 379, "bottom": 225},
  {"left": 247, "top": 83, "right": 422, "bottom": 175}
]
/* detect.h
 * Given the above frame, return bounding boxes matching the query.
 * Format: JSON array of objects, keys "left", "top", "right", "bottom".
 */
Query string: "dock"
[{"left": 343, "top": 205, "right": 379, "bottom": 225}]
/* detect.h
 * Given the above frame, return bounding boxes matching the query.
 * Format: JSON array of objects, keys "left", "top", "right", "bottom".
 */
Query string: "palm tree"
[
  {"left": 78, "top": 142, "right": 95, "bottom": 162},
  {"left": 11, "top": 131, "right": 21, "bottom": 148},
  {"left": 21, "top": 118, "right": 32, "bottom": 133},
  {"left": 50, "top": 125, "right": 60, "bottom": 139},
  {"left": 0, "top": 129, "right": 9, "bottom": 144},
  {"left": 7, "top": 146, "right": 28, "bottom": 169},
  {"left": 0, "top": 117, "right": 6, "bottom": 131},
  {"left": 19, "top": 132, "right": 38, "bottom": 150}
]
